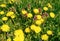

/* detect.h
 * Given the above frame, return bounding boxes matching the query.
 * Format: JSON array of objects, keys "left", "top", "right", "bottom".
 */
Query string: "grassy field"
[{"left": 0, "top": 0, "right": 60, "bottom": 41}]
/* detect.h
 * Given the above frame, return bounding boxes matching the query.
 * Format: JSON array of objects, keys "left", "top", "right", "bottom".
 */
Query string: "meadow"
[{"left": 0, "top": 0, "right": 60, "bottom": 41}]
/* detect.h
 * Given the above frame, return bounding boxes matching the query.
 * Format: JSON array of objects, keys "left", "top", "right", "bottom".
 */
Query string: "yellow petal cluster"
[
  {"left": 43, "top": 7, "right": 48, "bottom": 11},
  {"left": 30, "top": 24, "right": 41, "bottom": 33},
  {"left": 22, "top": 10, "right": 27, "bottom": 14},
  {"left": 47, "top": 30, "right": 53, "bottom": 35},
  {"left": 6, "top": 11, "right": 14, "bottom": 17},
  {"left": 25, "top": 27, "right": 30, "bottom": 33},
  {"left": 1, "top": 24, "right": 10, "bottom": 32},
  {"left": 47, "top": 3, "right": 52, "bottom": 8},
  {"left": 36, "top": 15, "right": 42, "bottom": 20},
  {"left": 14, "top": 29, "right": 24, "bottom": 41},
  {"left": 6, "top": 11, "right": 16, "bottom": 19},
  {"left": 0, "top": 11, "right": 4, "bottom": 15},
  {"left": 27, "top": 13, "right": 33, "bottom": 18},
  {"left": 0, "top": 4, "right": 6, "bottom": 7},
  {"left": 50, "top": 12, "right": 55, "bottom": 18},
  {"left": 35, "top": 18, "right": 44, "bottom": 25},
  {"left": 33, "top": 8, "right": 39, "bottom": 14},
  {"left": 41, "top": 34, "right": 49, "bottom": 40},
  {"left": 11, "top": 15, "right": 16, "bottom": 19},
  {"left": 2, "top": 17, "right": 8, "bottom": 21}
]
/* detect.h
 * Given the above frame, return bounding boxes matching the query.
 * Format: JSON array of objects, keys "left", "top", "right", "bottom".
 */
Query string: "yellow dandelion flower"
[
  {"left": 43, "top": 7, "right": 48, "bottom": 11},
  {"left": 1, "top": 24, "right": 10, "bottom": 32},
  {"left": 27, "top": 13, "right": 33, "bottom": 18},
  {"left": 35, "top": 20, "right": 42, "bottom": 25},
  {"left": 13, "top": 37, "right": 20, "bottom": 41},
  {"left": 0, "top": 11, "right": 4, "bottom": 15},
  {"left": 35, "top": 18, "right": 44, "bottom": 25},
  {"left": 30, "top": 25, "right": 41, "bottom": 33},
  {"left": 14, "top": 29, "right": 24, "bottom": 36},
  {"left": 50, "top": 12, "right": 55, "bottom": 18},
  {"left": 13, "top": 36, "right": 24, "bottom": 41},
  {"left": 25, "top": 27, "right": 30, "bottom": 33},
  {"left": 14, "top": 29, "right": 24, "bottom": 41},
  {"left": 33, "top": 8, "right": 39, "bottom": 14},
  {"left": 7, "top": 38, "right": 11, "bottom": 41},
  {"left": 0, "top": 4, "right": 6, "bottom": 7},
  {"left": 47, "top": 30, "right": 53, "bottom": 35},
  {"left": 30, "top": 24, "right": 36, "bottom": 30},
  {"left": 11, "top": 15, "right": 16, "bottom": 19},
  {"left": 41, "top": 34, "right": 49, "bottom": 40},
  {"left": 40, "top": 18, "right": 44, "bottom": 23},
  {"left": 22, "top": 10, "right": 27, "bottom": 14},
  {"left": 2, "top": 17, "right": 8, "bottom": 21},
  {"left": 47, "top": 3, "right": 52, "bottom": 8},
  {"left": 34, "top": 26, "right": 41, "bottom": 33},
  {"left": 6, "top": 11, "right": 14, "bottom": 17},
  {"left": 36, "top": 15, "right": 42, "bottom": 19}
]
